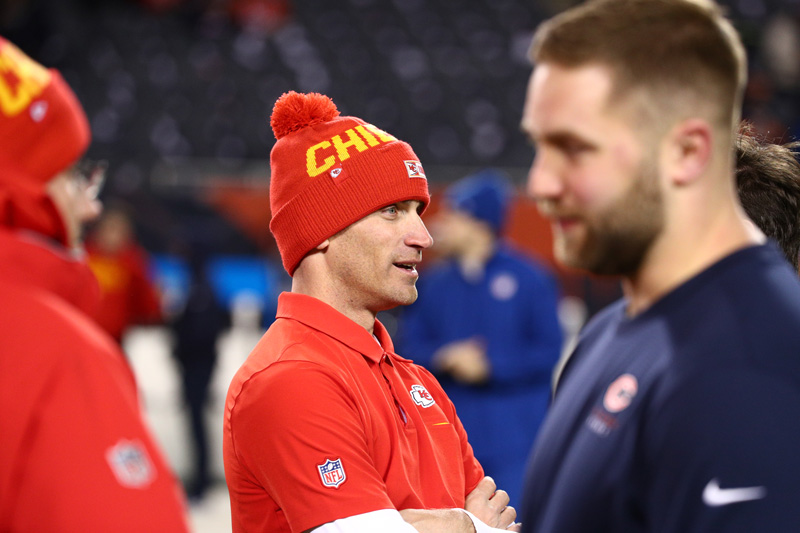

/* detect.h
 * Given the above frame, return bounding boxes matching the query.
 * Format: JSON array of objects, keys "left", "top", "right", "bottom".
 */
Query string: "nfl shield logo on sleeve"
[
  {"left": 105, "top": 439, "right": 155, "bottom": 488},
  {"left": 318, "top": 458, "right": 347, "bottom": 488}
]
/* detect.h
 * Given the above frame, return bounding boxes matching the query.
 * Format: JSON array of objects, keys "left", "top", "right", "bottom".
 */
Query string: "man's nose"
[
  {"left": 527, "top": 152, "right": 564, "bottom": 201},
  {"left": 407, "top": 213, "right": 434, "bottom": 250}
]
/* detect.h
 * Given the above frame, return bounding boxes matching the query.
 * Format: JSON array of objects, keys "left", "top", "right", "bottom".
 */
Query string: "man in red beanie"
[
  {"left": 223, "top": 91, "right": 519, "bottom": 533},
  {"left": 0, "top": 37, "right": 190, "bottom": 532}
]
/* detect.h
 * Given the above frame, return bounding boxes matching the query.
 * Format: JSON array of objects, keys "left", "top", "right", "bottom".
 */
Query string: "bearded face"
[
  {"left": 523, "top": 63, "right": 666, "bottom": 278},
  {"left": 547, "top": 155, "right": 665, "bottom": 276}
]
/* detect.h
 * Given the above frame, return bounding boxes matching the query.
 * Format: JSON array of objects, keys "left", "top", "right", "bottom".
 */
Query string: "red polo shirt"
[{"left": 223, "top": 292, "right": 484, "bottom": 533}]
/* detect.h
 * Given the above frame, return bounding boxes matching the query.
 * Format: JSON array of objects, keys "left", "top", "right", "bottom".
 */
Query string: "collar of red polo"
[{"left": 275, "top": 291, "right": 397, "bottom": 363}]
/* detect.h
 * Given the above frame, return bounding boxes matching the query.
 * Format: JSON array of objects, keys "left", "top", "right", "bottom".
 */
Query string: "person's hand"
[
  {"left": 465, "top": 476, "right": 516, "bottom": 530},
  {"left": 433, "top": 339, "right": 490, "bottom": 384}
]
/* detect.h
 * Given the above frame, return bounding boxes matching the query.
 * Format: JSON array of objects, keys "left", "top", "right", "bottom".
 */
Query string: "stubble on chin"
[
  {"left": 397, "top": 284, "right": 419, "bottom": 307},
  {"left": 375, "top": 282, "right": 419, "bottom": 313},
  {"left": 579, "top": 188, "right": 663, "bottom": 275},
  {"left": 555, "top": 163, "right": 664, "bottom": 277}
]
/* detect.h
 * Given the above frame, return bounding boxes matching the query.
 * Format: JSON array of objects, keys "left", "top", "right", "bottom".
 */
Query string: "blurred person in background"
[
  {"left": 0, "top": 36, "right": 189, "bottom": 531},
  {"left": 171, "top": 241, "right": 230, "bottom": 502},
  {"left": 518, "top": 0, "right": 800, "bottom": 530},
  {"left": 736, "top": 122, "right": 800, "bottom": 272},
  {"left": 398, "top": 169, "right": 562, "bottom": 509},
  {"left": 224, "top": 91, "right": 519, "bottom": 533},
  {"left": 86, "top": 205, "right": 163, "bottom": 345}
]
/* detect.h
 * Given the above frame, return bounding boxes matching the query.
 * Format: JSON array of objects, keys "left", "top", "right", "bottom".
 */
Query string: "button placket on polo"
[{"left": 378, "top": 352, "right": 409, "bottom": 425}]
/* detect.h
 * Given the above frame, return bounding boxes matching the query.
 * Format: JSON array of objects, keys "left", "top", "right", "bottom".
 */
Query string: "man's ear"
[
  {"left": 663, "top": 118, "right": 712, "bottom": 187},
  {"left": 315, "top": 239, "right": 330, "bottom": 252}
]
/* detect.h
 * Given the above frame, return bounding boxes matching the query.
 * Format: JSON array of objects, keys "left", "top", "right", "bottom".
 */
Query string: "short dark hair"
[{"left": 736, "top": 123, "right": 800, "bottom": 271}]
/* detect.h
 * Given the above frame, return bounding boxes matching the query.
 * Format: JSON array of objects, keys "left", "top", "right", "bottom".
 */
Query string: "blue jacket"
[{"left": 398, "top": 245, "right": 563, "bottom": 506}]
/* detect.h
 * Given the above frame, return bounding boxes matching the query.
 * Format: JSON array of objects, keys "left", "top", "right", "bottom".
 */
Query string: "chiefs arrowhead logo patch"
[
  {"left": 410, "top": 384, "right": 435, "bottom": 408},
  {"left": 404, "top": 160, "right": 426, "bottom": 179}
]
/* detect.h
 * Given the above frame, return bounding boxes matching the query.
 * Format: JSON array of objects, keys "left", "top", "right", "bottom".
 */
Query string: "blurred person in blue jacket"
[{"left": 398, "top": 169, "right": 563, "bottom": 509}]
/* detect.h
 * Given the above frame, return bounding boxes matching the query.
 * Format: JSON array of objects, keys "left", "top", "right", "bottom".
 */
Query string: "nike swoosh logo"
[{"left": 703, "top": 478, "right": 767, "bottom": 507}]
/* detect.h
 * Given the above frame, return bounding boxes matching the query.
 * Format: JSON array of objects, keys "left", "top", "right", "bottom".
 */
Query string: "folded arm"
[{"left": 307, "top": 477, "right": 520, "bottom": 533}]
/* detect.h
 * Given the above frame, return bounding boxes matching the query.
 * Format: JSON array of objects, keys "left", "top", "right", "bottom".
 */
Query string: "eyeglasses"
[{"left": 72, "top": 159, "right": 108, "bottom": 201}]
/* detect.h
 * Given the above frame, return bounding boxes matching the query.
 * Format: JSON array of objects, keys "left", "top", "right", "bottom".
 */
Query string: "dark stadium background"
[
  {"left": 4, "top": 1, "right": 798, "bottom": 528},
  {"left": 4, "top": 0, "right": 798, "bottom": 312}
]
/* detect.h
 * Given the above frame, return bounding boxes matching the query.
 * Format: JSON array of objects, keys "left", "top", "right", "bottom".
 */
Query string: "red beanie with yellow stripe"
[{"left": 268, "top": 91, "right": 430, "bottom": 275}]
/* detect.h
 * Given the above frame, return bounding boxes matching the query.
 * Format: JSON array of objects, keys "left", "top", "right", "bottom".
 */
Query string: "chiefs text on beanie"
[{"left": 268, "top": 91, "right": 430, "bottom": 275}]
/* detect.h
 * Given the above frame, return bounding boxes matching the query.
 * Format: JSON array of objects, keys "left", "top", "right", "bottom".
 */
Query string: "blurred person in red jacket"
[
  {"left": 0, "top": 36, "right": 190, "bottom": 531},
  {"left": 86, "top": 205, "right": 164, "bottom": 344}
]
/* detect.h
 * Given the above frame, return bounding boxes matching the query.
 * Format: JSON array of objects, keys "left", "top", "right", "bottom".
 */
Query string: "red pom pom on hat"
[{"left": 270, "top": 91, "right": 340, "bottom": 140}]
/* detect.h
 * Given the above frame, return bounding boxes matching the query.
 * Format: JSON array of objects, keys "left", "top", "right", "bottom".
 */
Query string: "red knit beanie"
[
  {"left": 269, "top": 91, "right": 430, "bottom": 275},
  {"left": 0, "top": 36, "right": 90, "bottom": 244}
]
